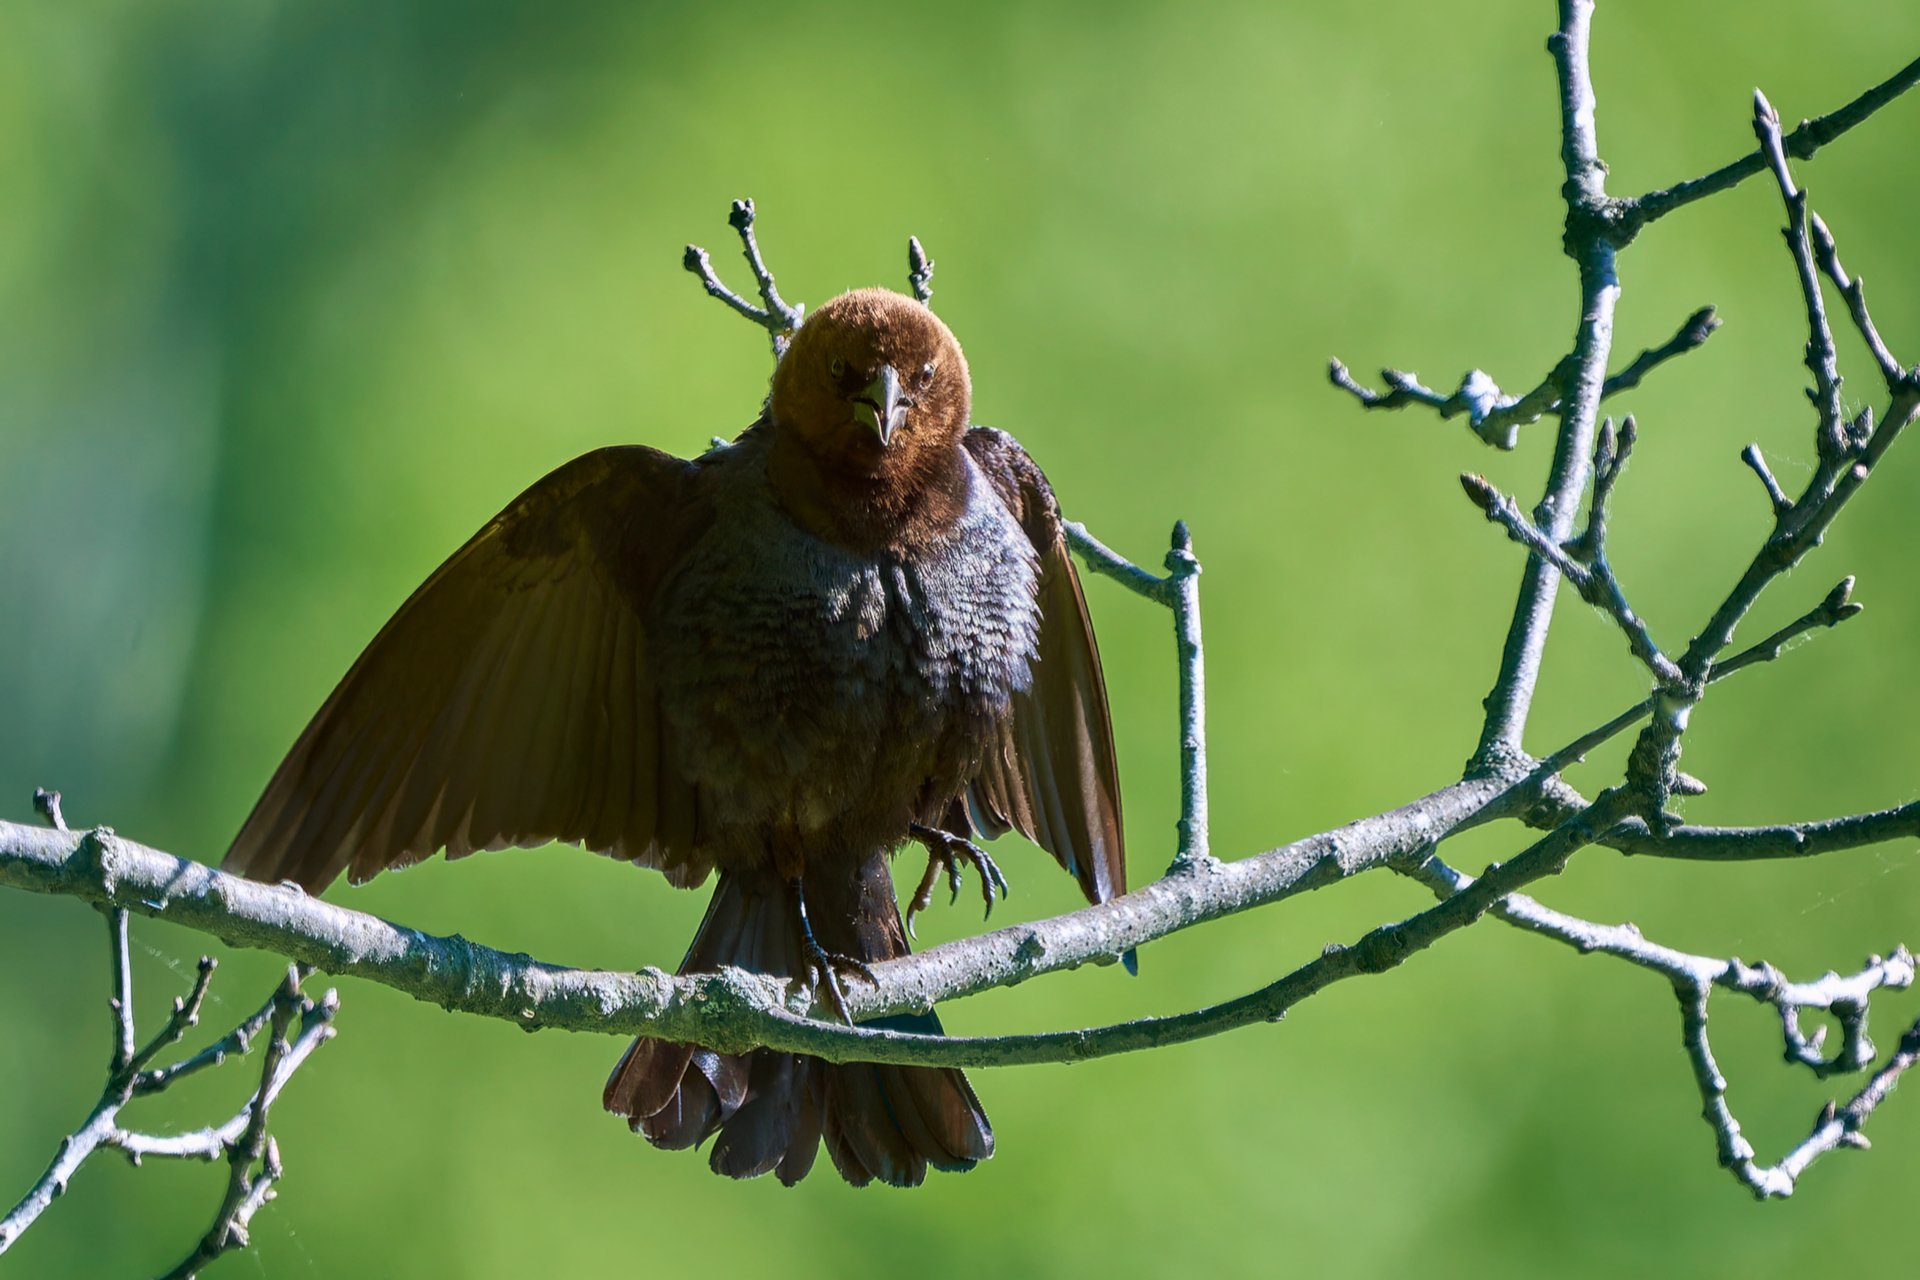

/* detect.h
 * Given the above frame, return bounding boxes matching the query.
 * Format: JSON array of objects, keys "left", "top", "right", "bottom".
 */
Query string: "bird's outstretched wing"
[
  {"left": 223, "top": 445, "right": 713, "bottom": 893},
  {"left": 960, "top": 427, "right": 1126, "bottom": 905}
]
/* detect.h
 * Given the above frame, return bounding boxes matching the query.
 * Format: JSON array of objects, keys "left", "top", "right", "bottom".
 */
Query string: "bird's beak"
[{"left": 854, "top": 364, "right": 907, "bottom": 447}]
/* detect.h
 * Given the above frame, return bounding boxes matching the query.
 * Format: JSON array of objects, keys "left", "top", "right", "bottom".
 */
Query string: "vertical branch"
[
  {"left": 727, "top": 198, "right": 803, "bottom": 355},
  {"left": 1471, "top": 0, "right": 1620, "bottom": 770},
  {"left": 106, "top": 909, "right": 136, "bottom": 1076},
  {"left": 1165, "top": 521, "right": 1212, "bottom": 873},
  {"left": 1063, "top": 521, "right": 1212, "bottom": 875}
]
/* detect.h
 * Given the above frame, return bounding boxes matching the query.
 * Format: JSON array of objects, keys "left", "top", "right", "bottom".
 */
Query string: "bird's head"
[{"left": 770, "top": 288, "right": 971, "bottom": 480}]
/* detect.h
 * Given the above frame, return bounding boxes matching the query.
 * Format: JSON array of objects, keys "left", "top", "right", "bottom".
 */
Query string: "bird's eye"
[
  {"left": 829, "top": 356, "right": 847, "bottom": 378},
  {"left": 919, "top": 362, "right": 936, "bottom": 387}
]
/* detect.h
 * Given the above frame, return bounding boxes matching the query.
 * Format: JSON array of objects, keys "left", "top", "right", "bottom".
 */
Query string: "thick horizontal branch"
[{"left": 0, "top": 768, "right": 1528, "bottom": 1069}]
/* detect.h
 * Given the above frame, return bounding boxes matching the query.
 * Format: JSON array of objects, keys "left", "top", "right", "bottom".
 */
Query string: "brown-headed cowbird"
[{"left": 222, "top": 287, "right": 1125, "bottom": 1187}]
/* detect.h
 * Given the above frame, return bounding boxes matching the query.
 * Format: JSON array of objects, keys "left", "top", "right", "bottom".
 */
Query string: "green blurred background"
[{"left": 4, "top": 1, "right": 1920, "bottom": 1275}]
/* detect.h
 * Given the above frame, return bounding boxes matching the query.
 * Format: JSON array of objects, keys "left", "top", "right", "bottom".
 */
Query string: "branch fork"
[{"left": 0, "top": 798, "right": 339, "bottom": 1273}]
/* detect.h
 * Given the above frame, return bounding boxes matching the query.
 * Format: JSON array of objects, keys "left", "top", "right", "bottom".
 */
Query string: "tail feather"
[
  {"left": 602, "top": 1038, "right": 691, "bottom": 1121},
  {"left": 708, "top": 1052, "right": 823, "bottom": 1183},
  {"left": 603, "top": 858, "right": 992, "bottom": 1186}
]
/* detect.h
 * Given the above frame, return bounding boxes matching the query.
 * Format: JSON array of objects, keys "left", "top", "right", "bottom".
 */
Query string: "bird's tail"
[{"left": 603, "top": 855, "right": 993, "bottom": 1187}]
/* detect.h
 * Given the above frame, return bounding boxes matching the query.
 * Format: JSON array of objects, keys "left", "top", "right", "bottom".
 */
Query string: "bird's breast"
[{"left": 652, "top": 453, "right": 1040, "bottom": 842}]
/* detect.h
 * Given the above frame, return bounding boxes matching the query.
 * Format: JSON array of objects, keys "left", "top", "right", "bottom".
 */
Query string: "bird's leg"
[
  {"left": 905, "top": 822, "right": 1010, "bottom": 939},
  {"left": 787, "top": 877, "right": 877, "bottom": 1026}
]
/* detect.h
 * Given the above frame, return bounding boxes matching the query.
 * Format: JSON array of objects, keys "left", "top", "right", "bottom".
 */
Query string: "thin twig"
[
  {"left": 106, "top": 907, "right": 135, "bottom": 1076},
  {"left": 1330, "top": 306, "right": 1719, "bottom": 452},
  {"left": 158, "top": 970, "right": 309, "bottom": 1280},
  {"left": 1808, "top": 211, "right": 1912, "bottom": 394},
  {"left": 682, "top": 198, "right": 805, "bottom": 360},
  {"left": 0, "top": 925, "right": 337, "bottom": 1260},
  {"left": 1409, "top": 852, "right": 1912, "bottom": 1071},
  {"left": 1063, "top": 521, "right": 1173, "bottom": 606},
  {"left": 1754, "top": 90, "right": 1847, "bottom": 457},
  {"left": 1758, "top": 1015, "right": 1920, "bottom": 1198},
  {"left": 907, "top": 236, "right": 935, "bottom": 306},
  {"left": 112, "top": 990, "right": 337, "bottom": 1161},
  {"left": 1409, "top": 849, "right": 1914, "bottom": 1196},
  {"left": 126, "top": 955, "right": 217, "bottom": 1082},
  {"left": 1624, "top": 54, "right": 1920, "bottom": 235},
  {"left": 1740, "top": 443, "right": 1795, "bottom": 517},
  {"left": 31, "top": 787, "right": 65, "bottom": 832},
  {"left": 1600, "top": 306, "right": 1722, "bottom": 398},
  {"left": 1327, "top": 359, "right": 1559, "bottom": 450},
  {"left": 1460, "top": 457, "right": 1682, "bottom": 686},
  {"left": 135, "top": 962, "right": 291, "bottom": 1096},
  {"left": 1164, "top": 521, "right": 1212, "bottom": 872},
  {"left": 1613, "top": 89, "right": 1920, "bottom": 823}
]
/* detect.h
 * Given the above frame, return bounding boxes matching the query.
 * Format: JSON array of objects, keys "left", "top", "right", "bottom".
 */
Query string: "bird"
[{"left": 221, "top": 286, "right": 1126, "bottom": 1187}]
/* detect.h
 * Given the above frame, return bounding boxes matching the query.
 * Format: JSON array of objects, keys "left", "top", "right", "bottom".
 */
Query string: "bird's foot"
[
  {"left": 786, "top": 876, "right": 877, "bottom": 1025},
  {"left": 801, "top": 941, "right": 878, "bottom": 1026},
  {"left": 905, "top": 823, "right": 1010, "bottom": 939}
]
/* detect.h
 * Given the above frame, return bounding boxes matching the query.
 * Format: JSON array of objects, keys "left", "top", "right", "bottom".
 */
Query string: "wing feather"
[
  {"left": 223, "top": 445, "right": 710, "bottom": 892},
  {"left": 961, "top": 427, "right": 1125, "bottom": 905}
]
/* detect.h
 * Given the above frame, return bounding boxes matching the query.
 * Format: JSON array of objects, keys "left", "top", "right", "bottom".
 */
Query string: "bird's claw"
[
  {"left": 905, "top": 823, "right": 1010, "bottom": 939},
  {"left": 801, "top": 940, "right": 878, "bottom": 1026}
]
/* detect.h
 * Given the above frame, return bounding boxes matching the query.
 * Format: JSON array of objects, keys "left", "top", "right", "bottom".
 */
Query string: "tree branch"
[
  {"left": 682, "top": 198, "right": 805, "bottom": 360},
  {"left": 0, "top": 909, "right": 337, "bottom": 1262},
  {"left": 1325, "top": 305, "right": 1717, "bottom": 452},
  {"left": 1623, "top": 54, "right": 1920, "bottom": 236},
  {"left": 1467, "top": 0, "right": 1621, "bottom": 772},
  {"left": 0, "top": 762, "right": 1526, "bottom": 1068}
]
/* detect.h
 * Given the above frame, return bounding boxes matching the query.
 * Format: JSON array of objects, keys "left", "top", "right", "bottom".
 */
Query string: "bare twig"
[
  {"left": 1510, "top": 572, "right": 1862, "bottom": 796},
  {"left": 1163, "top": 521, "right": 1211, "bottom": 872},
  {"left": 1602, "top": 82, "right": 1920, "bottom": 826},
  {"left": 908, "top": 236, "right": 935, "bottom": 306},
  {"left": 1328, "top": 305, "right": 1719, "bottom": 453},
  {"left": 32, "top": 787, "right": 65, "bottom": 832},
  {"left": 158, "top": 970, "right": 323, "bottom": 1279},
  {"left": 1756, "top": 1015, "right": 1920, "bottom": 1197},
  {"left": 1740, "top": 443, "right": 1795, "bottom": 517},
  {"left": 1460, "top": 436, "right": 1682, "bottom": 688},
  {"left": 0, "top": 917, "right": 337, "bottom": 1261},
  {"left": 1808, "top": 212, "right": 1912, "bottom": 394},
  {"left": 1326, "top": 359, "right": 1560, "bottom": 450},
  {"left": 682, "top": 198, "right": 805, "bottom": 359},
  {"left": 1601, "top": 306, "right": 1723, "bottom": 398},
  {"left": 106, "top": 907, "right": 136, "bottom": 1076},
  {"left": 1675, "top": 982, "right": 1920, "bottom": 1199},
  {"left": 1755, "top": 90, "right": 1848, "bottom": 457},
  {"left": 126, "top": 955, "right": 217, "bottom": 1082},
  {"left": 1624, "top": 54, "right": 1920, "bottom": 235},
  {"left": 1409, "top": 848, "right": 1914, "bottom": 1197},
  {"left": 1063, "top": 521, "right": 1174, "bottom": 606}
]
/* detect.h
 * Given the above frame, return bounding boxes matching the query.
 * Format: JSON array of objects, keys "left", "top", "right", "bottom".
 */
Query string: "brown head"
[{"left": 769, "top": 288, "right": 972, "bottom": 487}]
